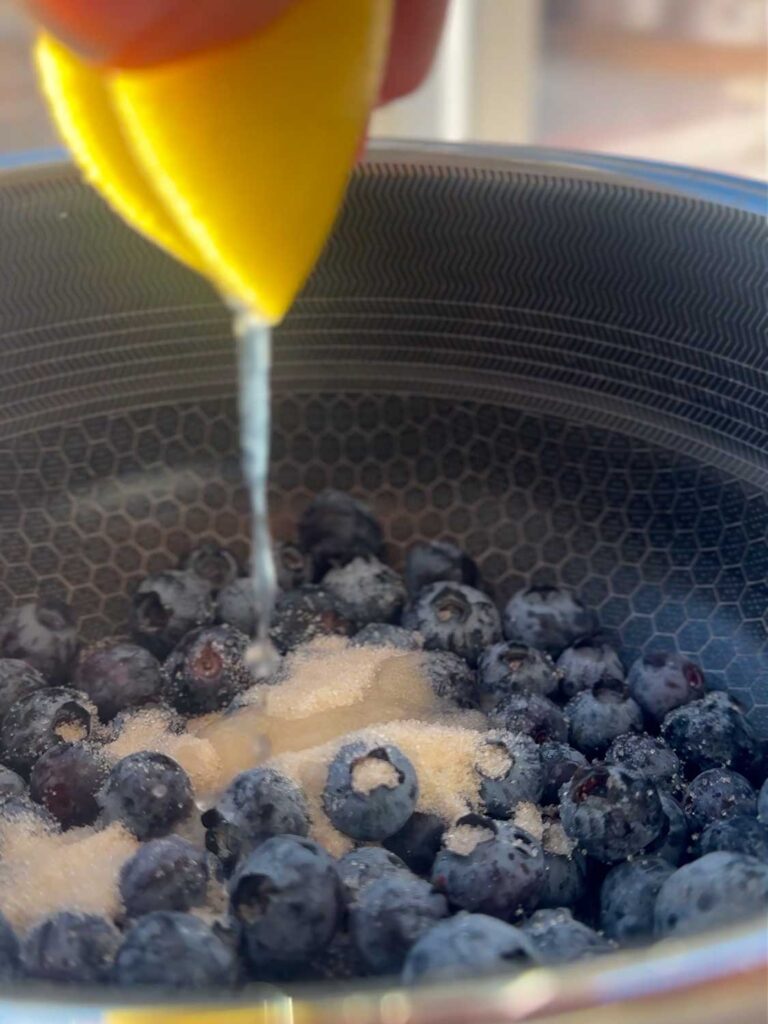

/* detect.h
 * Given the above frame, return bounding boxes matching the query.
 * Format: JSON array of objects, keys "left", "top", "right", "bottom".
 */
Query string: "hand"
[{"left": 25, "top": 0, "right": 448, "bottom": 104}]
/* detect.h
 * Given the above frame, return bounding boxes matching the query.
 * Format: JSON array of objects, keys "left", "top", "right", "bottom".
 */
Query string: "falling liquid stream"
[{"left": 232, "top": 305, "right": 280, "bottom": 678}]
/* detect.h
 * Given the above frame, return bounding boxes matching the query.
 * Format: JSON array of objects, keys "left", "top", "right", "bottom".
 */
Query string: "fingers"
[
  {"left": 25, "top": 0, "right": 296, "bottom": 66},
  {"left": 27, "top": 0, "right": 448, "bottom": 101},
  {"left": 378, "top": 0, "right": 449, "bottom": 105}
]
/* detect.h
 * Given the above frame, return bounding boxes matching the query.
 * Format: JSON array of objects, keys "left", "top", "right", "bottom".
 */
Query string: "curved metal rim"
[
  {"left": 0, "top": 916, "right": 764, "bottom": 1019},
  {"left": 364, "top": 139, "right": 767, "bottom": 215},
  {"left": 2, "top": 140, "right": 766, "bottom": 215}
]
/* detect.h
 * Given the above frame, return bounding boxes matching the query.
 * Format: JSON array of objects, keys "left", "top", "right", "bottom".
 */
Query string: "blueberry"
[
  {"left": 131, "top": 570, "right": 214, "bottom": 659},
  {"left": 273, "top": 540, "right": 313, "bottom": 591},
  {"left": 644, "top": 793, "right": 689, "bottom": 866},
  {"left": 521, "top": 907, "right": 613, "bottom": 965},
  {"left": 216, "top": 577, "right": 261, "bottom": 637},
  {"left": 698, "top": 815, "right": 768, "bottom": 859},
  {"left": 0, "top": 790, "right": 58, "bottom": 829},
  {"left": 98, "top": 751, "right": 193, "bottom": 840},
  {"left": 475, "top": 730, "right": 543, "bottom": 819},
  {"left": 759, "top": 779, "right": 768, "bottom": 823},
  {"left": 119, "top": 836, "right": 210, "bottom": 918},
  {"left": 655, "top": 852, "right": 768, "bottom": 938},
  {"left": 477, "top": 642, "right": 559, "bottom": 706},
  {"left": 420, "top": 650, "right": 478, "bottom": 709},
  {"left": 0, "top": 764, "right": 25, "bottom": 799},
  {"left": 661, "top": 691, "right": 761, "bottom": 779},
  {"left": 0, "top": 687, "right": 96, "bottom": 778},
  {"left": 323, "top": 740, "right": 418, "bottom": 841},
  {"left": 350, "top": 873, "right": 448, "bottom": 975},
  {"left": 21, "top": 911, "right": 119, "bottom": 984},
  {"left": 0, "top": 659, "right": 48, "bottom": 720},
  {"left": 107, "top": 702, "right": 185, "bottom": 741},
  {"left": 538, "top": 742, "right": 587, "bottom": 805},
  {"left": 402, "top": 912, "right": 539, "bottom": 984},
  {"left": 303, "top": 933, "right": 368, "bottom": 982},
  {"left": 404, "top": 541, "right": 478, "bottom": 596},
  {"left": 502, "top": 586, "right": 595, "bottom": 656},
  {"left": 564, "top": 680, "right": 643, "bottom": 758},
  {"left": 337, "top": 846, "right": 412, "bottom": 905},
  {"left": 323, "top": 557, "right": 406, "bottom": 626},
  {"left": 605, "top": 732, "right": 683, "bottom": 795},
  {"left": 114, "top": 911, "right": 237, "bottom": 988},
  {"left": 539, "top": 849, "right": 587, "bottom": 911},
  {"left": 298, "top": 490, "right": 384, "bottom": 577},
  {"left": 489, "top": 693, "right": 568, "bottom": 744},
  {"left": 0, "top": 912, "right": 19, "bottom": 981},
  {"left": 627, "top": 653, "right": 706, "bottom": 722},
  {"left": 350, "top": 623, "right": 422, "bottom": 651},
  {"left": 599, "top": 856, "right": 675, "bottom": 944},
  {"left": 72, "top": 641, "right": 162, "bottom": 722},
  {"left": 230, "top": 835, "right": 342, "bottom": 969},
  {"left": 201, "top": 767, "right": 309, "bottom": 873},
  {"left": 556, "top": 636, "right": 624, "bottom": 701},
  {"left": 402, "top": 583, "right": 501, "bottom": 667},
  {"left": 270, "top": 586, "right": 356, "bottom": 653},
  {"left": 29, "top": 742, "right": 109, "bottom": 828},
  {"left": 560, "top": 764, "right": 664, "bottom": 862},
  {"left": 683, "top": 768, "right": 757, "bottom": 832},
  {"left": 163, "top": 624, "right": 251, "bottom": 715},
  {"left": 0, "top": 599, "right": 79, "bottom": 685},
  {"left": 383, "top": 812, "right": 445, "bottom": 877},
  {"left": 181, "top": 541, "right": 239, "bottom": 593},
  {"left": 432, "top": 816, "right": 545, "bottom": 919}
]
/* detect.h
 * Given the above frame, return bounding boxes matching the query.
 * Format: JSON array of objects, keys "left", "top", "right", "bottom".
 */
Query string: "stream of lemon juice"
[
  {"left": 232, "top": 311, "right": 278, "bottom": 673},
  {"left": 36, "top": 0, "right": 392, "bottom": 670}
]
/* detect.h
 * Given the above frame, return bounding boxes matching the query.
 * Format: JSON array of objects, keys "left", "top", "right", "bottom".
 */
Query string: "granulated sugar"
[
  {"left": 542, "top": 817, "right": 576, "bottom": 857},
  {"left": 352, "top": 756, "right": 399, "bottom": 794},
  {"left": 513, "top": 801, "right": 544, "bottom": 842},
  {"left": 475, "top": 741, "right": 512, "bottom": 780},
  {"left": 0, "top": 614, "right": 581, "bottom": 937},
  {"left": 97, "top": 641, "right": 485, "bottom": 816},
  {"left": 266, "top": 637, "right": 393, "bottom": 717},
  {"left": 195, "top": 640, "right": 442, "bottom": 787},
  {"left": 104, "top": 706, "right": 181, "bottom": 762},
  {"left": 271, "top": 718, "right": 489, "bottom": 856},
  {"left": 0, "top": 814, "right": 137, "bottom": 932},
  {"left": 54, "top": 719, "right": 90, "bottom": 743},
  {"left": 371, "top": 720, "right": 487, "bottom": 824},
  {"left": 103, "top": 707, "right": 223, "bottom": 796},
  {"left": 188, "top": 707, "right": 272, "bottom": 791},
  {"left": 444, "top": 822, "right": 494, "bottom": 855}
]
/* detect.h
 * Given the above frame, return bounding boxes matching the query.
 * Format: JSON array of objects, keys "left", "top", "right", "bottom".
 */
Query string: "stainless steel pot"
[{"left": 0, "top": 143, "right": 765, "bottom": 1022}]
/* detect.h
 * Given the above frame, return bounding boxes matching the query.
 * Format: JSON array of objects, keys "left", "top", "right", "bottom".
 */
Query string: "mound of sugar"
[
  {"left": 0, "top": 814, "right": 137, "bottom": 932},
  {"left": 271, "top": 718, "right": 488, "bottom": 856},
  {"left": 0, "top": 639, "right": 493, "bottom": 927},
  {"left": 103, "top": 707, "right": 223, "bottom": 796},
  {"left": 195, "top": 639, "right": 445, "bottom": 789}
]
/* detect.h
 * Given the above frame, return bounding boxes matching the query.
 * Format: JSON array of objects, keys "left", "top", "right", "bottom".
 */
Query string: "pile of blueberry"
[{"left": 0, "top": 488, "right": 765, "bottom": 991}]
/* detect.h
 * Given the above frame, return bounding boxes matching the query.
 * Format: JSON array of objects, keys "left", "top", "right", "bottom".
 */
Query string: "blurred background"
[{"left": 1, "top": 0, "right": 766, "bottom": 180}]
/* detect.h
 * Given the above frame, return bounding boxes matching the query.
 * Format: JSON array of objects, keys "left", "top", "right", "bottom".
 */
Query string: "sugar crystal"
[{"left": 0, "top": 812, "right": 137, "bottom": 932}]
